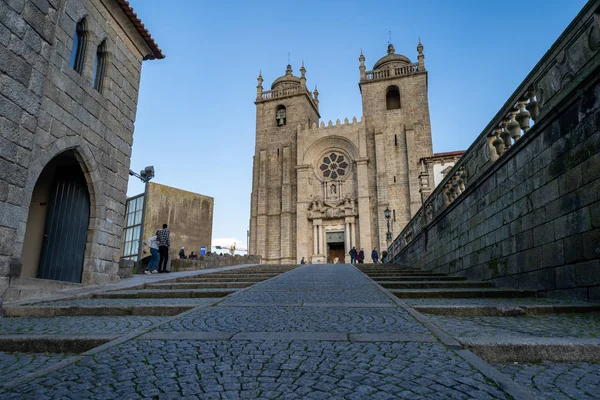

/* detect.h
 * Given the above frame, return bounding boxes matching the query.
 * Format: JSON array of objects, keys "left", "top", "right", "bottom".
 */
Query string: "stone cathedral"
[{"left": 249, "top": 41, "right": 454, "bottom": 264}]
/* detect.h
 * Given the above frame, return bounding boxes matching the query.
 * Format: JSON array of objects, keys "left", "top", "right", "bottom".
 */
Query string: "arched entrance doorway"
[{"left": 21, "top": 151, "right": 91, "bottom": 283}]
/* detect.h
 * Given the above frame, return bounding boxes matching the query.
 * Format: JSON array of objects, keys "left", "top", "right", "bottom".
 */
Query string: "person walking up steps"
[
  {"left": 145, "top": 231, "right": 160, "bottom": 274},
  {"left": 157, "top": 224, "right": 170, "bottom": 273}
]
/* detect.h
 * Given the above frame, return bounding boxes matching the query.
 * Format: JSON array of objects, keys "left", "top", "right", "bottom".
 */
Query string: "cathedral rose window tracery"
[{"left": 319, "top": 152, "right": 349, "bottom": 180}]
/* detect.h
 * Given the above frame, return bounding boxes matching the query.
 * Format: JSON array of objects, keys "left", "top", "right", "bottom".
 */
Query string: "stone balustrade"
[
  {"left": 363, "top": 63, "right": 419, "bottom": 81},
  {"left": 388, "top": 0, "right": 600, "bottom": 280},
  {"left": 258, "top": 86, "right": 313, "bottom": 101}
]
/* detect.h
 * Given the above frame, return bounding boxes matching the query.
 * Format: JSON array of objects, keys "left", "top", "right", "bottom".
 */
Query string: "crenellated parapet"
[{"left": 296, "top": 116, "right": 364, "bottom": 134}]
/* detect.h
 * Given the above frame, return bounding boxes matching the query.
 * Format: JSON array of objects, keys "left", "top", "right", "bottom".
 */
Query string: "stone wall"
[
  {"left": 142, "top": 182, "right": 214, "bottom": 255},
  {"left": 170, "top": 254, "right": 261, "bottom": 272},
  {"left": 389, "top": 1, "right": 600, "bottom": 302},
  {"left": 0, "top": 0, "right": 158, "bottom": 301}
]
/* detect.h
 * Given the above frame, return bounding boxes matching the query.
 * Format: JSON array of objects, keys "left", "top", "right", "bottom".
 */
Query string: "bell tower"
[
  {"left": 249, "top": 63, "right": 320, "bottom": 263},
  {"left": 359, "top": 41, "right": 433, "bottom": 252}
]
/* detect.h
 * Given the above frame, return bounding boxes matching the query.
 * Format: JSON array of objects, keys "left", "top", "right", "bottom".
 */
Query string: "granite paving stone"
[
  {"left": 1, "top": 340, "right": 510, "bottom": 399},
  {"left": 429, "top": 314, "right": 600, "bottom": 338},
  {"left": 0, "top": 352, "right": 73, "bottom": 382},
  {"left": 0, "top": 316, "right": 166, "bottom": 335},
  {"left": 404, "top": 298, "right": 594, "bottom": 306},
  {"left": 496, "top": 362, "right": 600, "bottom": 399},
  {"left": 158, "top": 306, "right": 429, "bottom": 334}
]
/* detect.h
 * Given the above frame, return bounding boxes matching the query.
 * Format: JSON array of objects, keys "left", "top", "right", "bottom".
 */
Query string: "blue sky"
[{"left": 126, "top": 0, "right": 587, "bottom": 251}]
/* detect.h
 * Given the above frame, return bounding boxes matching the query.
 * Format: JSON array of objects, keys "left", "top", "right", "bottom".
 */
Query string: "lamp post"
[
  {"left": 129, "top": 166, "right": 155, "bottom": 261},
  {"left": 384, "top": 207, "right": 392, "bottom": 244}
]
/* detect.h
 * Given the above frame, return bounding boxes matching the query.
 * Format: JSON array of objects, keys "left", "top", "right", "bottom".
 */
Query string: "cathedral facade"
[{"left": 249, "top": 42, "right": 436, "bottom": 264}]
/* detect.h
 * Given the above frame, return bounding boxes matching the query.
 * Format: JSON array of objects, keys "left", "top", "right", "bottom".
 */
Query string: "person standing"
[
  {"left": 381, "top": 250, "right": 388, "bottom": 263},
  {"left": 145, "top": 231, "right": 159, "bottom": 274},
  {"left": 371, "top": 248, "right": 379, "bottom": 264},
  {"left": 179, "top": 247, "right": 186, "bottom": 259},
  {"left": 157, "top": 223, "right": 170, "bottom": 273},
  {"left": 358, "top": 248, "right": 365, "bottom": 264},
  {"left": 349, "top": 247, "right": 357, "bottom": 264}
]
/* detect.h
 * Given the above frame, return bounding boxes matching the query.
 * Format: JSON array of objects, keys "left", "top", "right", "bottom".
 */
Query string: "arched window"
[
  {"left": 386, "top": 86, "right": 401, "bottom": 110},
  {"left": 92, "top": 41, "right": 107, "bottom": 92},
  {"left": 276, "top": 105, "right": 286, "bottom": 126},
  {"left": 69, "top": 19, "right": 87, "bottom": 74}
]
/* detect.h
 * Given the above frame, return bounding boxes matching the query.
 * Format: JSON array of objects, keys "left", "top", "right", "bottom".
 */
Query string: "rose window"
[{"left": 319, "top": 152, "right": 349, "bottom": 180}]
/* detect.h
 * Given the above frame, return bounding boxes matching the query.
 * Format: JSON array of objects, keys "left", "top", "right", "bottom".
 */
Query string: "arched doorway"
[{"left": 21, "top": 151, "right": 91, "bottom": 283}]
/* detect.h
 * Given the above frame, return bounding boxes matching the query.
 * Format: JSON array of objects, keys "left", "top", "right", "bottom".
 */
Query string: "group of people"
[
  {"left": 144, "top": 224, "right": 171, "bottom": 274},
  {"left": 179, "top": 248, "right": 198, "bottom": 260},
  {"left": 348, "top": 247, "right": 388, "bottom": 263}
]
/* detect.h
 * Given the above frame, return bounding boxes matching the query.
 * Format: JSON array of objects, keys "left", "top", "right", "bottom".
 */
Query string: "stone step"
[
  {"left": 177, "top": 277, "right": 269, "bottom": 283},
  {"left": 374, "top": 276, "right": 466, "bottom": 282},
  {"left": 365, "top": 271, "right": 445, "bottom": 275},
  {"left": 367, "top": 273, "right": 450, "bottom": 279},
  {"left": 0, "top": 335, "right": 116, "bottom": 353},
  {"left": 146, "top": 282, "right": 254, "bottom": 290},
  {"left": 193, "top": 273, "right": 281, "bottom": 278},
  {"left": 3, "top": 305, "right": 197, "bottom": 317},
  {"left": 390, "top": 288, "right": 536, "bottom": 298},
  {"left": 380, "top": 281, "right": 494, "bottom": 289},
  {"left": 94, "top": 289, "right": 237, "bottom": 299},
  {"left": 413, "top": 304, "right": 600, "bottom": 316}
]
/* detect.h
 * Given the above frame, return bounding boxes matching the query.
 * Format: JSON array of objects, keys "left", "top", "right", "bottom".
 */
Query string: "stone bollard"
[{"left": 118, "top": 259, "right": 134, "bottom": 278}]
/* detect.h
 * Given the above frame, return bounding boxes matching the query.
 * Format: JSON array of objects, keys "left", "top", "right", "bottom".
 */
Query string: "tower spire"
[
  {"left": 256, "top": 70, "right": 263, "bottom": 100},
  {"left": 417, "top": 38, "right": 425, "bottom": 71},
  {"left": 359, "top": 49, "right": 366, "bottom": 80},
  {"left": 300, "top": 60, "right": 306, "bottom": 88}
]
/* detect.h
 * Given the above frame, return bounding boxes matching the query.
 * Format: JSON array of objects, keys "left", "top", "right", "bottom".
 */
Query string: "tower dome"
[
  {"left": 271, "top": 64, "right": 302, "bottom": 90},
  {"left": 373, "top": 43, "right": 411, "bottom": 70}
]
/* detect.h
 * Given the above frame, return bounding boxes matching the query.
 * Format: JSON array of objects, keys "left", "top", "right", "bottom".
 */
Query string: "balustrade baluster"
[
  {"left": 526, "top": 87, "right": 539, "bottom": 121},
  {"left": 492, "top": 127, "right": 505, "bottom": 159},
  {"left": 507, "top": 108, "right": 521, "bottom": 144},
  {"left": 500, "top": 118, "right": 512, "bottom": 150},
  {"left": 516, "top": 98, "right": 531, "bottom": 134}
]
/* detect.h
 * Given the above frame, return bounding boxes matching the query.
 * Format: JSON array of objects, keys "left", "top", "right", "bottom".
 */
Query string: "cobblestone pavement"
[
  {"left": 428, "top": 314, "right": 600, "bottom": 338},
  {"left": 2, "top": 340, "right": 509, "bottom": 399},
  {"left": 0, "top": 352, "right": 73, "bottom": 382},
  {"left": 0, "top": 316, "right": 166, "bottom": 335},
  {"left": 158, "top": 306, "right": 431, "bottom": 334},
  {"left": 35, "top": 298, "right": 221, "bottom": 306},
  {"left": 496, "top": 362, "right": 600, "bottom": 399},
  {"left": 2, "top": 264, "right": 599, "bottom": 399}
]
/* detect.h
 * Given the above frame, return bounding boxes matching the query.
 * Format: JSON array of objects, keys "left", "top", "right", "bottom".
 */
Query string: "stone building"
[
  {"left": 249, "top": 42, "right": 458, "bottom": 264},
  {"left": 0, "top": 0, "right": 163, "bottom": 301},
  {"left": 121, "top": 182, "right": 214, "bottom": 262}
]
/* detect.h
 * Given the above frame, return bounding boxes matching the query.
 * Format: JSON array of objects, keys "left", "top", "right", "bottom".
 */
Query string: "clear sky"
[{"left": 126, "top": 0, "right": 587, "bottom": 251}]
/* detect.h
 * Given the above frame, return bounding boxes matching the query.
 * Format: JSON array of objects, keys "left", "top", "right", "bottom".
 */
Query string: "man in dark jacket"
[
  {"left": 157, "top": 224, "right": 170, "bottom": 273},
  {"left": 371, "top": 248, "right": 379, "bottom": 263},
  {"left": 358, "top": 248, "right": 365, "bottom": 264},
  {"left": 349, "top": 247, "right": 357, "bottom": 264}
]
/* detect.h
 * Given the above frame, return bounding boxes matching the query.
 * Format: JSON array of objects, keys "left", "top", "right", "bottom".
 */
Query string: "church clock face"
[{"left": 318, "top": 151, "right": 350, "bottom": 181}]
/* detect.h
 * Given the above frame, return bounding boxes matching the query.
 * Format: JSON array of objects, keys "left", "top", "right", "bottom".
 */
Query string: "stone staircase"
[
  {"left": 0, "top": 264, "right": 297, "bottom": 351},
  {"left": 358, "top": 263, "right": 600, "bottom": 365}
]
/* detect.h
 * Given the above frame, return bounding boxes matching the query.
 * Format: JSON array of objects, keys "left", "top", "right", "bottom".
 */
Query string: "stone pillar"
[
  {"left": 374, "top": 131, "right": 388, "bottom": 252},
  {"left": 318, "top": 224, "right": 323, "bottom": 255},
  {"left": 256, "top": 150, "right": 268, "bottom": 260},
  {"left": 313, "top": 223, "right": 318, "bottom": 255},
  {"left": 356, "top": 158, "right": 372, "bottom": 250},
  {"left": 344, "top": 221, "right": 351, "bottom": 263},
  {"left": 296, "top": 164, "right": 310, "bottom": 264}
]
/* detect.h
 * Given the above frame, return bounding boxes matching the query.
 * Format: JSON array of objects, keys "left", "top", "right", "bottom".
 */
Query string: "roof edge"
[{"left": 115, "top": 0, "right": 165, "bottom": 60}]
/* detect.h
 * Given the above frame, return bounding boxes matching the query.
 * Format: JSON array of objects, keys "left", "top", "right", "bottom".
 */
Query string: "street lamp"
[
  {"left": 129, "top": 166, "right": 155, "bottom": 183},
  {"left": 129, "top": 166, "right": 155, "bottom": 261},
  {"left": 384, "top": 207, "right": 392, "bottom": 241}
]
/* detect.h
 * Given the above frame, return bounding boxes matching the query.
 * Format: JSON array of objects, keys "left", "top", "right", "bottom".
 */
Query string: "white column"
[
  {"left": 350, "top": 222, "right": 355, "bottom": 248},
  {"left": 318, "top": 225, "right": 323, "bottom": 254},
  {"left": 313, "top": 224, "right": 318, "bottom": 255},
  {"left": 345, "top": 222, "right": 350, "bottom": 251}
]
